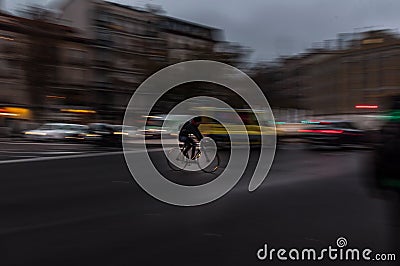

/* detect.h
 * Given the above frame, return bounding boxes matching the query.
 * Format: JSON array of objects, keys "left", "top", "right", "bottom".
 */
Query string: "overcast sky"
[{"left": 5, "top": 0, "right": 400, "bottom": 62}]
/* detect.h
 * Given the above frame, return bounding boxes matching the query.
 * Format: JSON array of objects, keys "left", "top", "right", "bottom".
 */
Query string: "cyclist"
[{"left": 179, "top": 117, "right": 203, "bottom": 159}]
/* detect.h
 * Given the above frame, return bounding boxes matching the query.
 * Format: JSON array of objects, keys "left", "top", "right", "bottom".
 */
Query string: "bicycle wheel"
[
  {"left": 167, "top": 147, "right": 188, "bottom": 171},
  {"left": 198, "top": 152, "right": 220, "bottom": 173}
]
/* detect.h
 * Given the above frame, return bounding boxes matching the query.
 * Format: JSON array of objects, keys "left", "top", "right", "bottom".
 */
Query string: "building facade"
[
  {"left": 0, "top": 13, "right": 28, "bottom": 107},
  {"left": 0, "top": 0, "right": 234, "bottom": 127},
  {"left": 59, "top": 0, "right": 168, "bottom": 121},
  {"left": 57, "top": 0, "right": 233, "bottom": 120},
  {"left": 0, "top": 10, "right": 91, "bottom": 127},
  {"left": 278, "top": 29, "right": 400, "bottom": 116},
  {"left": 160, "top": 16, "right": 221, "bottom": 63}
]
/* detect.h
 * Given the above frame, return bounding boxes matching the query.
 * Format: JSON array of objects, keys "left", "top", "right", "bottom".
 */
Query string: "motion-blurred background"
[
  {"left": 0, "top": 0, "right": 399, "bottom": 135},
  {"left": 1, "top": 1, "right": 400, "bottom": 265}
]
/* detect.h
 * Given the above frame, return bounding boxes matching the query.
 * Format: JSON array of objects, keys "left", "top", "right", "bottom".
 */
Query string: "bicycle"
[{"left": 166, "top": 136, "right": 220, "bottom": 173}]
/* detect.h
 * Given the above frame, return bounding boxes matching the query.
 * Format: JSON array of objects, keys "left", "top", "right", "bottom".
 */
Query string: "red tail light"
[
  {"left": 298, "top": 129, "right": 314, "bottom": 133},
  {"left": 320, "top": 130, "right": 343, "bottom": 134},
  {"left": 355, "top": 105, "right": 378, "bottom": 109}
]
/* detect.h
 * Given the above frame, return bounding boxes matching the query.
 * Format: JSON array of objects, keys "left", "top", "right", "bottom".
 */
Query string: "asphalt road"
[
  {"left": 0, "top": 140, "right": 120, "bottom": 161},
  {"left": 0, "top": 141, "right": 398, "bottom": 266}
]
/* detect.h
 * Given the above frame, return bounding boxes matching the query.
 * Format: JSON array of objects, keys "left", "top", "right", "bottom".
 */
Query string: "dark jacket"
[{"left": 179, "top": 121, "right": 203, "bottom": 140}]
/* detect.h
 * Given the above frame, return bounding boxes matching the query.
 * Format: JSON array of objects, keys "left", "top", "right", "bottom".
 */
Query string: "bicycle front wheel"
[
  {"left": 199, "top": 152, "right": 220, "bottom": 173},
  {"left": 167, "top": 147, "right": 188, "bottom": 171}
]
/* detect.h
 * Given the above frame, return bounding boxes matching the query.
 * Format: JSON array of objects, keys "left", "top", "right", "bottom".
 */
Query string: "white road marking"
[
  {"left": 35, "top": 151, "right": 86, "bottom": 155},
  {"left": 0, "top": 151, "right": 84, "bottom": 155},
  {"left": 6, "top": 155, "right": 40, "bottom": 158},
  {"left": 0, "top": 141, "right": 90, "bottom": 146},
  {"left": 0, "top": 148, "right": 164, "bottom": 165}
]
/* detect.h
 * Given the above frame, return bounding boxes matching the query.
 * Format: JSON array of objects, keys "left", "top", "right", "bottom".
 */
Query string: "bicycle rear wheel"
[{"left": 167, "top": 147, "right": 188, "bottom": 171}]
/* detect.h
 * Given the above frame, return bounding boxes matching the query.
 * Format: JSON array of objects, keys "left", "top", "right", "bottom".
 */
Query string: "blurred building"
[
  {"left": 278, "top": 50, "right": 340, "bottom": 115},
  {"left": 0, "top": 12, "right": 27, "bottom": 107},
  {"left": 159, "top": 16, "right": 221, "bottom": 64},
  {"left": 0, "top": 10, "right": 92, "bottom": 130},
  {"left": 57, "top": 0, "right": 233, "bottom": 120},
  {"left": 0, "top": 0, "right": 240, "bottom": 128},
  {"left": 277, "top": 29, "right": 400, "bottom": 116},
  {"left": 58, "top": 0, "right": 167, "bottom": 121},
  {"left": 342, "top": 30, "right": 400, "bottom": 112}
]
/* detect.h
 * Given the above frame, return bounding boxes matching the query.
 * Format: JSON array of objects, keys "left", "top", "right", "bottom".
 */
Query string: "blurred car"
[
  {"left": 109, "top": 125, "right": 137, "bottom": 146},
  {"left": 195, "top": 108, "right": 275, "bottom": 148},
  {"left": 298, "top": 121, "right": 365, "bottom": 149},
  {"left": 276, "top": 122, "right": 311, "bottom": 143},
  {"left": 84, "top": 123, "right": 136, "bottom": 147},
  {"left": 138, "top": 115, "right": 191, "bottom": 139},
  {"left": 24, "top": 123, "right": 88, "bottom": 141},
  {"left": 140, "top": 117, "right": 165, "bottom": 139}
]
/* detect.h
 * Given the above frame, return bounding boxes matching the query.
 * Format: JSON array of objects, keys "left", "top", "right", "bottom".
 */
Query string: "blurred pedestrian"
[{"left": 372, "top": 96, "right": 400, "bottom": 253}]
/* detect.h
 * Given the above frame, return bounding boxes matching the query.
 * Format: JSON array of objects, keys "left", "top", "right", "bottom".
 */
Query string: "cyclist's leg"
[
  {"left": 183, "top": 143, "right": 191, "bottom": 158},
  {"left": 180, "top": 136, "right": 192, "bottom": 158},
  {"left": 188, "top": 138, "right": 197, "bottom": 159}
]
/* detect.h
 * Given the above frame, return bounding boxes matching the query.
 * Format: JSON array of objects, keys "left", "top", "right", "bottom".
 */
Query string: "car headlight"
[
  {"left": 113, "top": 132, "right": 129, "bottom": 135},
  {"left": 25, "top": 132, "right": 47, "bottom": 136},
  {"left": 85, "top": 133, "right": 101, "bottom": 137}
]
